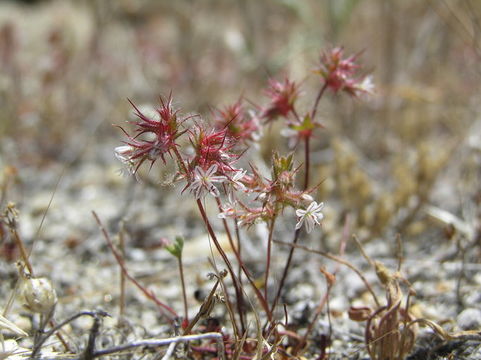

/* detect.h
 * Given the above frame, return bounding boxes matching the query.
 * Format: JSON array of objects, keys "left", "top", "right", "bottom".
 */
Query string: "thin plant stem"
[
  {"left": 213, "top": 201, "right": 272, "bottom": 321},
  {"left": 274, "top": 239, "right": 380, "bottom": 307},
  {"left": 6, "top": 214, "right": 72, "bottom": 354},
  {"left": 198, "top": 200, "right": 272, "bottom": 320},
  {"left": 264, "top": 216, "right": 277, "bottom": 301},
  {"left": 295, "top": 281, "right": 332, "bottom": 354},
  {"left": 310, "top": 82, "right": 328, "bottom": 121},
  {"left": 234, "top": 220, "right": 242, "bottom": 285},
  {"left": 271, "top": 81, "right": 329, "bottom": 316},
  {"left": 10, "top": 228, "right": 33, "bottom": 274},
  {"left": 297, "top": 214, "right": 350, "bottom": 353},
  {"left": 177, "top": 256, "right": 189, "bottom": 324},
  {"left": 215, "top": 197, "right": 246, "bottom": 333},
  {"left": 183, "top": 278, "right": 220, "bottom": 335},
  {"left": 270, "top": 228, "right": 301, "bottom": 314},
  {"left": 92, "top": 211, "right": 178, "bottom": 318},
  {"left": 291, "top": 107, "right": 302, "bottom": 123},
  {"left": 303, "top": 136, "right": 310, "bottom": 189},
  {"left": 31, "top": 310, "right": 105, "bottom": 358},
  {"left": 215, "top": 197, "right": 237, "bottom": 254},
  {"left": 93, "top": 332, "right": 226, "bottom": 359},
  {"left": 119, "top": 221, "right": 126, "bottom": 319},
  {"left": 196, "top": 199, "right": 243, "bottom": 336}
]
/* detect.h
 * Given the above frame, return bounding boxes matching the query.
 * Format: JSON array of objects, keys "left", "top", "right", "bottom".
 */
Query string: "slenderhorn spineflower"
[
  {"left": 214, "top": 99, "right": 262, "bottom": 147},
  {"left": 315, "top": 47, "right": 373, "bottom": 97},
  {"left": 188, "top": 164, "right": 227, "bottom": 199},
  {"left": 228, "top": 168, "right": 247, "bottom": 193},
  {"left": 260, "top": 78, "right": 300, "bottom": 122},
  {"left": 189, "top": 125, "right": 240, "bottom": 176},
  {"left": 115, "top": 94, "right": 188, "bottom": 173},
  {"left": 295, "top": 201, "right": 324, "bottom": 233}
]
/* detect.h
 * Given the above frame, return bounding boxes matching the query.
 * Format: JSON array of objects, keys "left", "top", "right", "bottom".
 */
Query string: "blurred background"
[
  {"left": 1, "top": 0, "right": 480, "bottom": 255},
  {"left": 0, "top": 2, "right": 481, "bottom": 351}
]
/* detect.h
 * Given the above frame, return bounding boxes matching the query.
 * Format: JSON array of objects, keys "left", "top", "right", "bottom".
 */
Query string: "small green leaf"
[{"left": 165, "top": 236, "right": 184, "bottom": 258}]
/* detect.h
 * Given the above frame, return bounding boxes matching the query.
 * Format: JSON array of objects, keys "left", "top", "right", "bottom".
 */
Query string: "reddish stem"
[
  {"left": 271, "top": 81, "right": 328, "bottom": 315},
  {"left": 196, "top": 199, "right": 242, "bottom": 335},
  {"left": 310, "top": 82, "right": 328, "bottom": 121},
  {"left": 303, "top": 136, "right": 310, "bottom": 189},
  {"left": 270, "top": 228, "right": 301, "bottom": 315},
  {"left": 264, "top": 216, "right": 277, "bottom": 301},
  {"left": 93, "top": 211, "right": 177, "bottom": 318},
  {"left": 203, "top": 200, "right": 272, "bottom": 320},
  {"left": 215, "top": 197, "right": 245, "bottom": 334}
]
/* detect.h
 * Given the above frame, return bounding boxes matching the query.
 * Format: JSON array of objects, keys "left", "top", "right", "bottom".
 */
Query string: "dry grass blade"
[
  {"left": 407, "top": 318, "right": 481, "bottom": 342},
  {"left": 0, "top": 314, "right": 27, "bottom": 337}
]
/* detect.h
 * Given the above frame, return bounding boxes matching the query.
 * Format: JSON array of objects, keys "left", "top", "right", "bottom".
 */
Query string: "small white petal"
[{"left": 296, "top": 209, "right": 306, "bottom": 217}]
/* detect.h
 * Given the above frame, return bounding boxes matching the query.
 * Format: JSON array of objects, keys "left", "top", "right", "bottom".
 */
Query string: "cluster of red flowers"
[
  {"left": 315, "top": 47, "right": 374, "bottom": 96},
  {"left": 115, "top": 46, "right": 372, "bottom": 231},
  {"left": 115, "top": 95, "right": 185, "bottom": 173}
]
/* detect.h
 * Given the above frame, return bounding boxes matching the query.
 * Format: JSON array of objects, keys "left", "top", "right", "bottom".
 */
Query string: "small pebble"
[{"left": 457, "top": 308, "right": 481, "bottom": 330}]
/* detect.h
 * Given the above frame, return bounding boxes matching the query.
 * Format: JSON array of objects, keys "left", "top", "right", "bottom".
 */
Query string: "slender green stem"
[{"left": 178, "top": 256, "right": 189, "bottom": 324}]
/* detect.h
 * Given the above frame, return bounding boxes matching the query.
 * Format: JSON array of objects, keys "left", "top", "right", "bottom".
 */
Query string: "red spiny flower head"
[
  {"left": 189, "top": 125, "right": 240, "bottom": 176},
  {"left": 260, "top": 78, "right": 299, "bottom": 122},
  {"left": 316, "top": 47, "right": 373, "bottom": 96},
  {"left": 214, "top": 99, "right": 262, "bottom": 146},
  {"left": 115, "top": 94, "right": 186, "bottom": 173}
]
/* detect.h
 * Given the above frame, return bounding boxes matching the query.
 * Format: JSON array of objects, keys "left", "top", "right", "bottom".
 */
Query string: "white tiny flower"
[
  {"left": 229, "top": 168, "right": 247, "bottom": 192},
  {"left": 280, "top": 127, "right": 299, "bottom": 149},
  {"left": 114, "top": 145, "right": 134, "bottom": 163},
  {"left": 295, "top": 201, "right": 324, "bottom": 233},
  {"left": 114, "top": 145, "right": 136, "bottom": 175},
  {"left": 356, "top": 75, "right": 375, "bottom": 95},
  {"left": 189, "top": 164, "right": 226, "bottom": 199},
  {"left": 218, "top": 194, "right": 237, "bottom": 219}
]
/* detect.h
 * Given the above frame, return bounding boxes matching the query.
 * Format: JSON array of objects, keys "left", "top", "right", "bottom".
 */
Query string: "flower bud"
[
  {"left": 22, "top": 276, "right": 58, "bottom": 314},
  {"left": 301, "top": 193, "right": 314, "bottom": 202}
]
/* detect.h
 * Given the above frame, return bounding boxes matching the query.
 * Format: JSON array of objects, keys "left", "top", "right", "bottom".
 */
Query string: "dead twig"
[
  {"left": 92, "top": 332, "right": 226, "bottom": 360},
  {"left": 32, "top": 310, "right": 108, "bottom": 358}
]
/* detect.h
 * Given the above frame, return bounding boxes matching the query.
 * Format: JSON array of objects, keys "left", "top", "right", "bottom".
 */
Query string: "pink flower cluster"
[
  {"left": 315, "top": 47, "right": 374, "bottom": 96},
  {"left": 115, "top": 47, "right": 373, "bottom": 233}
]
